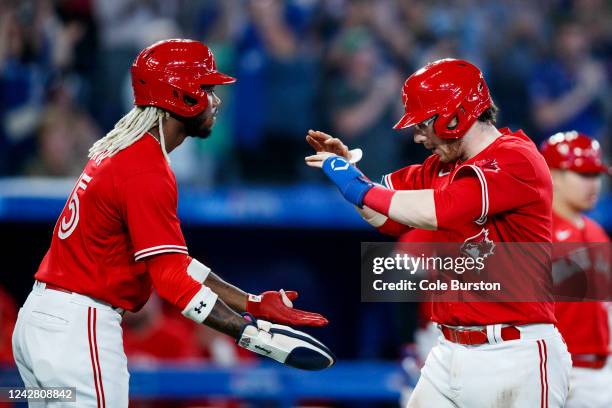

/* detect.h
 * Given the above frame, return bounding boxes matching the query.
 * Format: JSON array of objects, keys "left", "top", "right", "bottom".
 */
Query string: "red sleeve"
[
  {"left": 145, "top": 253, "right": 202, "bottom": 310},
  {"left": 382, "top": 164, "right": 426, "bottom": 190},
  {"left": 434, "top": 177, "right": 483, "bottom": 230},
  {"left": 451, "top": 154, "right": 543, "bottom": 223},
  {"left": 379, "top": 163, "right": 429, "bottom": 236},
  {"left": 121, "top": 171, "right": 188, "bottom": 261}
]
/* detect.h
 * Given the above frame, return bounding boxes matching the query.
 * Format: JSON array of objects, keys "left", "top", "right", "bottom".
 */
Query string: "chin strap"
[{"left": 158, "top": 112, "right": 171, "bottom": 164}]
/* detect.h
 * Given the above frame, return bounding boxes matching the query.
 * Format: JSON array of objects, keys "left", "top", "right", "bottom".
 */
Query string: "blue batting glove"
[{"left": 322, "top": 156, "right": 374, "bottom": 207}]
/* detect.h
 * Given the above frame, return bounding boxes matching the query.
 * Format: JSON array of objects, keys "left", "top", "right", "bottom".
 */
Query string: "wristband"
[
  {"left": 363, "top": 185, "right": 396, "bottom": 216},
  {"left": 182, "top": 285, "right": 218, "bottom": 323},
  {"left": 322, "top": 156, "right": 374, "bottom": 207},
  {"left": 187, "top": 258, "right": 212, "bottom": 283}
]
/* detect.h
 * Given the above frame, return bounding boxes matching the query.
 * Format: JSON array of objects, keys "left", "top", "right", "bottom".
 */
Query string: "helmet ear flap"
[
  {"left": 446, "top": 108, "right": 463, "bottom": 130},
  {"left": 163, "top": 84, "right": 209, "bottom": 117},
  {"left": 182, "top": 94, "right": 197, "bottom": 106},
  {"left": 179, "top": 90, "right": 209, "bottom": 116},
  {"left": 434, "top": 105, "right": 465, "bottom": 138}
]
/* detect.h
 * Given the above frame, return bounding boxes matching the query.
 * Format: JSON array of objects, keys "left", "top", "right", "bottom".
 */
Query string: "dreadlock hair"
[{"left": 88, "top": 106, "right": 171, "bottom": 163}]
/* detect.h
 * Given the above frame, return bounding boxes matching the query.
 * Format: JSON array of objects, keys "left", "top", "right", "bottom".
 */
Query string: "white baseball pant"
[
  {"left": 12, "top": 281, "right": 129, "bottom": 407},
  {"left": 406, "top": 324, "right": 572, "bottom": 408}
]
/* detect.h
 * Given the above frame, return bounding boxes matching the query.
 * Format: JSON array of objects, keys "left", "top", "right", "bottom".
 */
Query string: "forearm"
[
  {"left": 203, "top": 298, "right": 247, "bottom": 338},
  {"left": 168, "top": 254, "right": 248, "bottom": 312},
  {"left": 356, "top": 204, "right": 412, "bottom": 236},
  {"left": 377, "top": 189, "right": 438, "bottom": 230},
  {"left": 362, "top": 186, "right": 437, "bottom": 230},
  {"left": 356, "top": 205, "right": 388, "bottom": 228},
  {"left": 203, "top": 271, "right": 248, "bottom": 312}
]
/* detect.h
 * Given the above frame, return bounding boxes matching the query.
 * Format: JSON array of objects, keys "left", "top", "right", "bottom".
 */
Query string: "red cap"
[
  {"left": 540, "top": 131, "right": 610, "bottom": 174},
  {"left": 131, "top": 39, "right": 235, "bottom": 117}
]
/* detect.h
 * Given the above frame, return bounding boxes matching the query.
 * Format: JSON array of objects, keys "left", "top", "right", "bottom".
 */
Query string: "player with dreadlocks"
[
  {"left": 89, "top": 107, "right": 171, "bottom": 162},
  {"left": 12, "top": 39, "right": 334, "bottom": 407}
]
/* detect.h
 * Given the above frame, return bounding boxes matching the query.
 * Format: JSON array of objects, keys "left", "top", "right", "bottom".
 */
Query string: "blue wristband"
[{"left": 322, "top": 156, "right": 374, "bottom": 207}]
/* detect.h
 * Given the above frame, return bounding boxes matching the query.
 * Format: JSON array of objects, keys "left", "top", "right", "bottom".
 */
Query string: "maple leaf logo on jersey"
[
  {"left": 461, "top": 228, "right": 496, "bottom": 260},
  {"left": 474, "top": 159, "right": 500, "bottom": 173}
]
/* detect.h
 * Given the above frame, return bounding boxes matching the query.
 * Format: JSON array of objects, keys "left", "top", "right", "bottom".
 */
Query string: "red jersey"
[
  {"left": 382, "top": 128, "right": 555, "bottom": 326},
  {"left": 552, "top": 211, "right": 610, "bottom": 355},
  {"left": 35, "top": 134, "right": 198, "bottom": 311},
  {"left": 396, "top": 229, "right": 436, "bottom": 328}
]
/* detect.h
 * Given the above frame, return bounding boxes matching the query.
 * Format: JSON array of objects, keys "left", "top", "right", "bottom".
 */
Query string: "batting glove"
[
  {"left": 237, "top": 314, "right": 336, "bottom": 371},
  {"left": 246, "top": 290, "right": 328, "bottom": 327},
  {"left": 322, "top": 156, "right": 374, "bottom": 207}
]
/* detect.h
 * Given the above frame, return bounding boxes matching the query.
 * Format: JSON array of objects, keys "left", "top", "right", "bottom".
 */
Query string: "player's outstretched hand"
[
  {"left": 305, "top": 129, "right": 362, "bottom": 165},
  {"left": 305, "top": 151, "right": 336, "bottom": 169},
  {"left": 247, "top": 290, "right": 329, "bottom": 327},
  {"left": 237, "top": 314, "right": 336, "bottom": 371}
]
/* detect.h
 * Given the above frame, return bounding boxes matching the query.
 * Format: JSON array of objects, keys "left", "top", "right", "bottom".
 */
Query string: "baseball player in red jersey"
[
  {"left": 540, "top": 131, "right": 612, "bottom": 407},
  {"left": 306, "top": 58, "right": 571, "bottom": 407},
  {"left": 12, "top": 39, "right": 335, "bottom": 408}
]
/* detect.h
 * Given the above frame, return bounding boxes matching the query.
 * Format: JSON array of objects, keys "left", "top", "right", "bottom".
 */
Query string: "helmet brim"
[
  {"left": 392, "top": 110, "right": 436, "bottom": 130},
  {"left": 202, "top": 71, "right": 236, "bottom": 85},
  {"left": 593, "top": 164, "right": 611, "bottom": 175},
  {"left": 561, "top": 163, "right": 611, "bottom": 175}
]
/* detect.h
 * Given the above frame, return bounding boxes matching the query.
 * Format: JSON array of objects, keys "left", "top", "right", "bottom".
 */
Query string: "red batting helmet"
[
  {"left": 131, "top": 39, "right": 236, "bottom": 118},
  {"left": 540, "top": 131, "right": 609, "bottom": 174},
  {"left": 394, "top": 59, "right": 492, "bottom": 139}
]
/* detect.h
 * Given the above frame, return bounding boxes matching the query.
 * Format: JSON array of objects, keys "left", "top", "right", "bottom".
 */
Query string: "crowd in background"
[{"left": 0, "top": 0, "right": 610, "bottom": 184}]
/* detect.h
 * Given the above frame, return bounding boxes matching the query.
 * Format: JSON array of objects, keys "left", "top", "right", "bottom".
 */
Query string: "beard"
[
  {"left": 437, "top": 139, "right": 463, "bottom": 163},
  {"left": 189, "top": 125, "right": 212, "bottom": 139},
  {"left": 182, "top": 114, "right": 213, "bottom": 139}
]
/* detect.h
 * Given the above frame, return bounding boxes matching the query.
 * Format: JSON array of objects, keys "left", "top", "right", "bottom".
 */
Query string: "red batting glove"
[{"left": 246, "top": 289, "right": 329, "bottom": 327}]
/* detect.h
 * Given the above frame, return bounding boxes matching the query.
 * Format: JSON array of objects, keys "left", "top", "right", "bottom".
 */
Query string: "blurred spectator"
[
  {"left": 24, "top": 83, "right": 100, "bottom": 177},
  {"left": 0, "top": 2, "right": 49, "bottom": 174},
  {"left": 529, "top": 19, "right": 609, "bottom": 144},
  {"left": 571, "top": 0, "right": 612, "bottom": 62},
  {"left": 93, "top": 0, "right": 181, "bottom": 129},
  {"left": 487, "top": 5, "right": 547, "bottom": 130},
  {"left": 93, "top": 0, "right": 179, "bottom": 50},
  {"left": 186, "top": 1, "right": 242, "bottom": 185},
  {"left": 0, "top": 0, "right": 97, "bottom": 175},
  {"left": 233, "top": 0, "right": 320, "bottom": 181},
  {"left": 325, "top": 26, "right": 403, "bottom": 178},
  {"left": 367, "top": 0, "right": 415, "bottom": 70}
]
